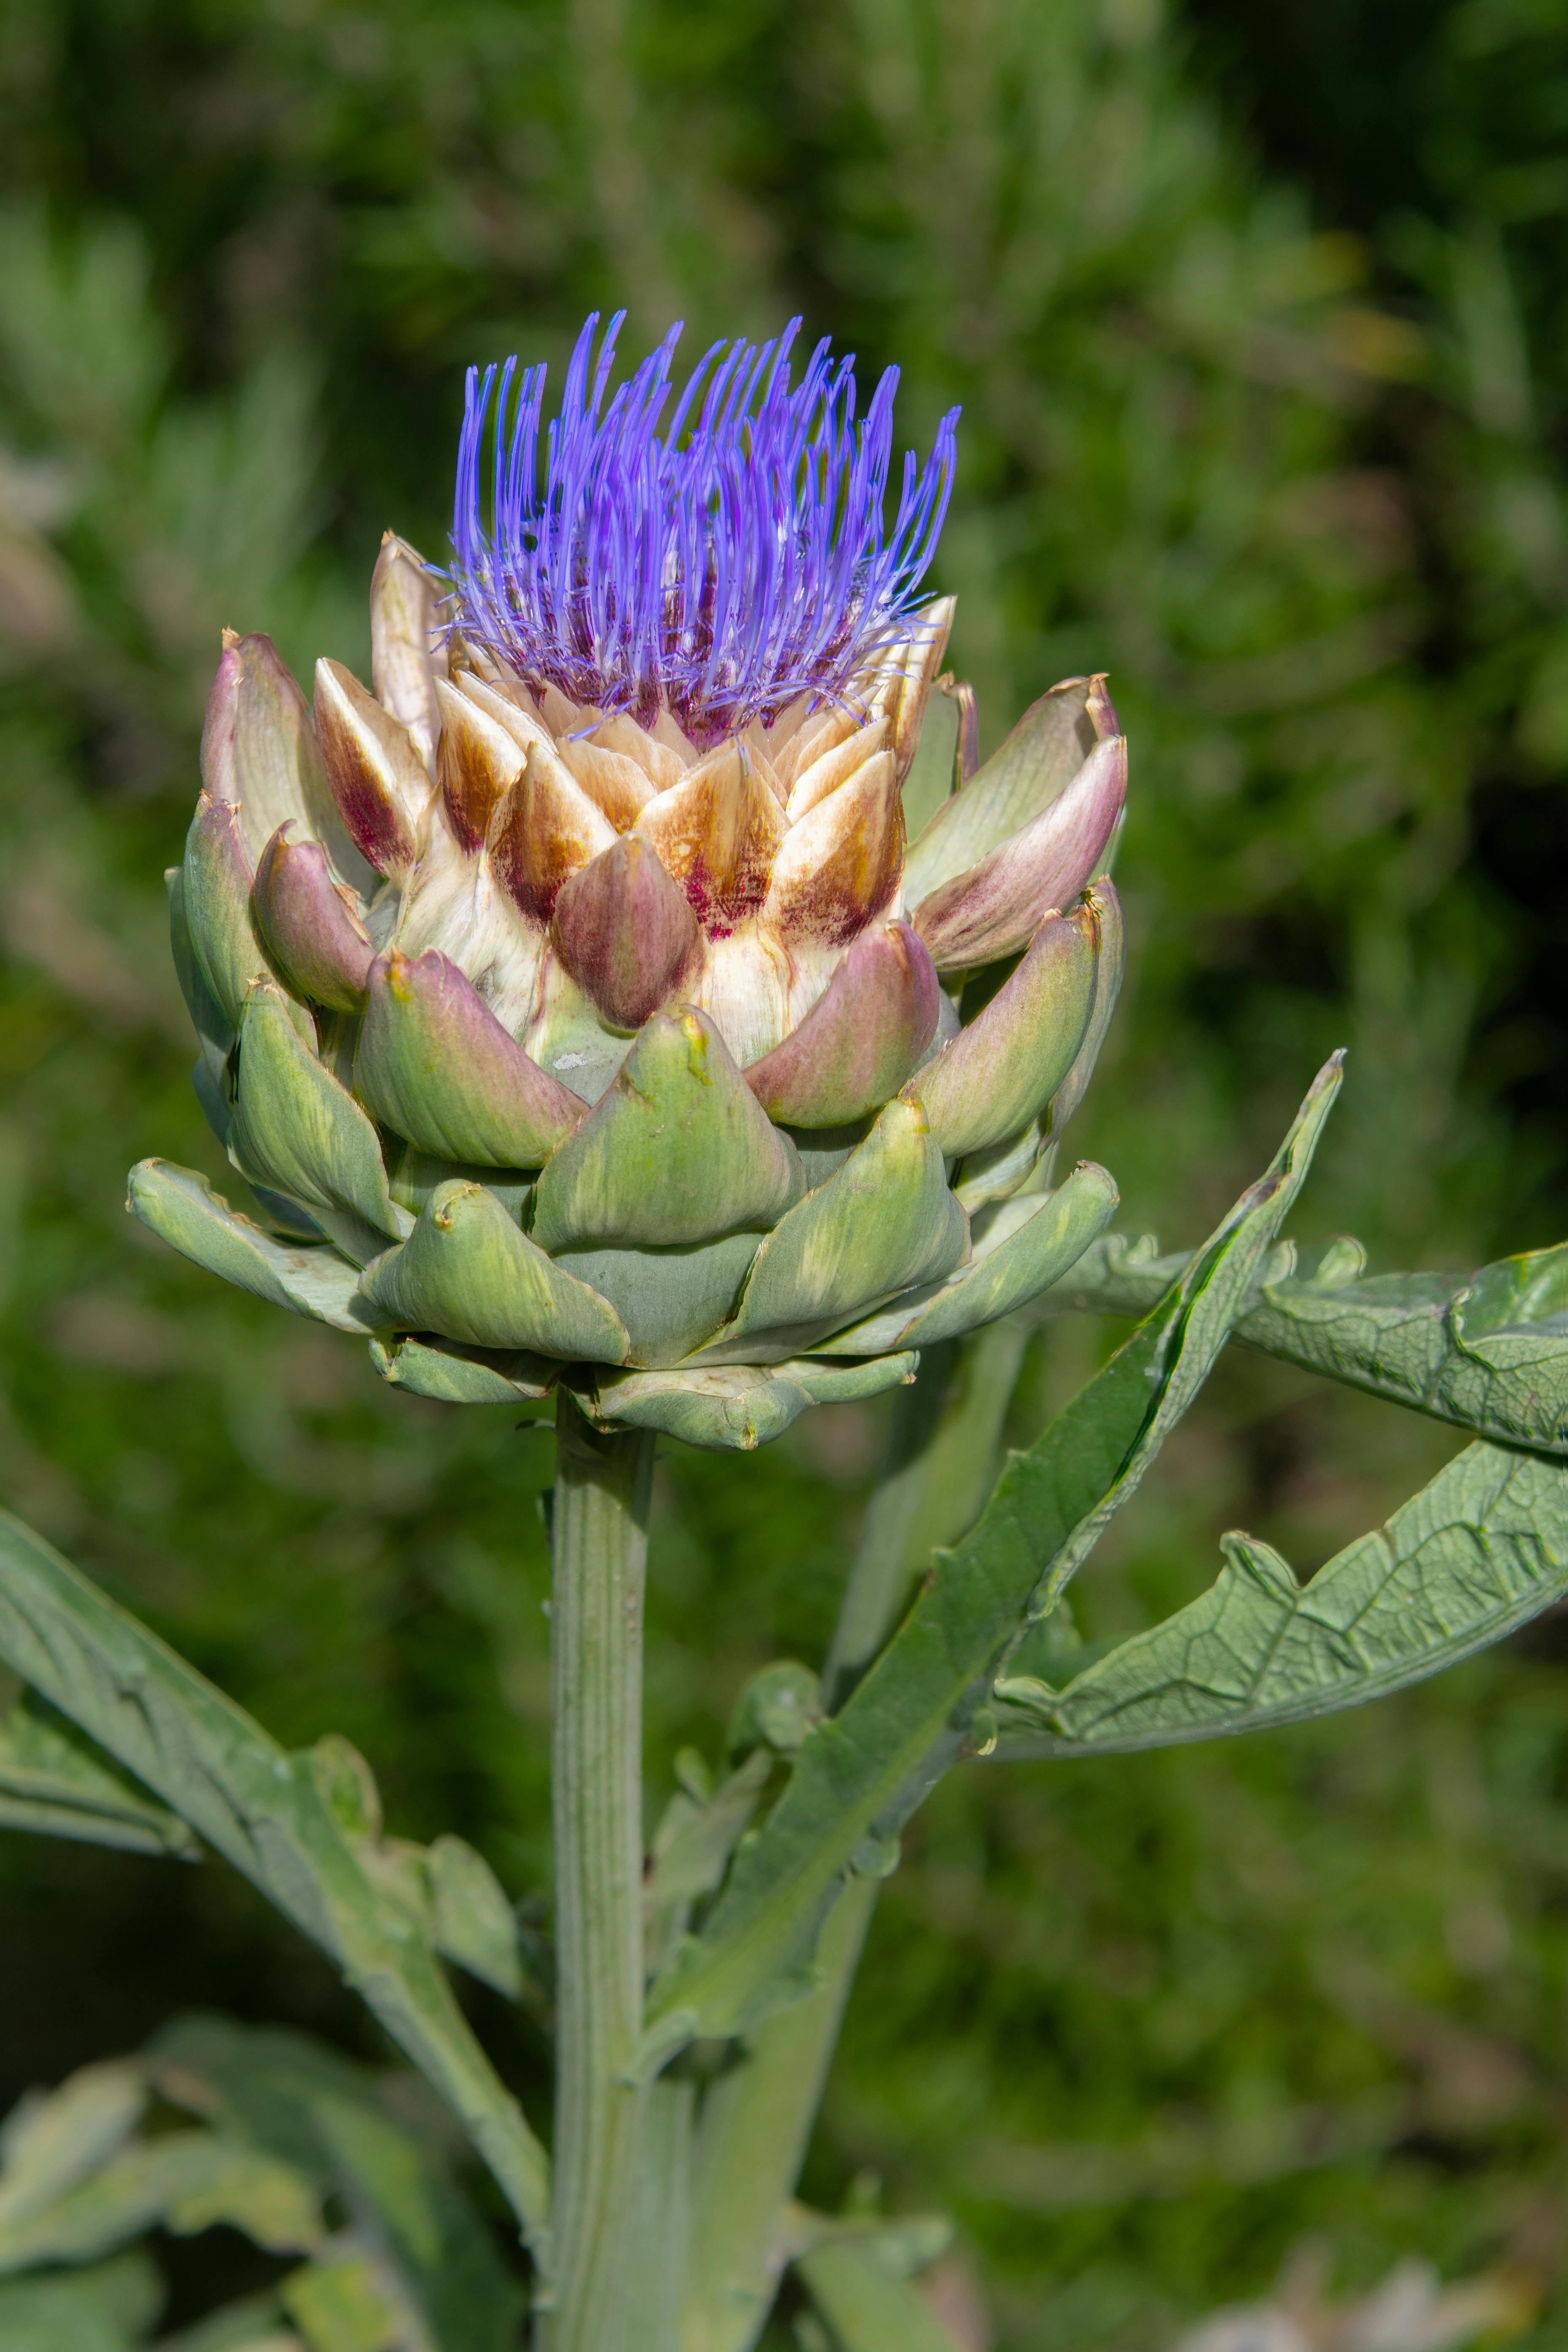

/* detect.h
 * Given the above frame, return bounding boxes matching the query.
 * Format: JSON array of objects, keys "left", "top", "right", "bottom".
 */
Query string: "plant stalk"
[
  {"left": 681, "top": 1878, "right": 876, "bottom": 2352},
  {"left": 684, "top": 1322, "right": 1031, "bottom": 2345},
  {"left": 539, "top": 1396, "right": 656, "bottom": 2350}
]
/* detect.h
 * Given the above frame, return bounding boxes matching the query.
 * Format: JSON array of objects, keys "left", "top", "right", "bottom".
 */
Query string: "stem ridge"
[{"left": 544, "top": 1396, "right": 656, "bottom": 2349}]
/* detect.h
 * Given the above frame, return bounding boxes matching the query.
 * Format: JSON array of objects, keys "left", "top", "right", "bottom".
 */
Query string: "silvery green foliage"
[
  {"left": 1050, "top": 1228, "right": 1568, "bottom": 1452},
  {"left": 996, "top": 1440, "right": 1568, "bottom": 1754},
  {"left": 4, "top": 1054, "right": 1568, "bottom": 2345},
  {"left": 0, "top": 2020, "right": 525, "bottom": 2351},
  {"left": 0, "top": 1504, "right": 548, "bottom": 2253}
]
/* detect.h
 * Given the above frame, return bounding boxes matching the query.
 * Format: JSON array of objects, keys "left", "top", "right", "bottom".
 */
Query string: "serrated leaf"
[
  {"left": 993, "top": 1438, "right": 1568, "bottom": 1754},
  {"left": 1048, "top": 1232, "right": 1568, "bottom": 1456},
  {"left": 641, "top": 1059, "right": 1342, "bottom": 2048},
  {"left": 0, "top": 1512, "right": 548, "bottom": 2253}
]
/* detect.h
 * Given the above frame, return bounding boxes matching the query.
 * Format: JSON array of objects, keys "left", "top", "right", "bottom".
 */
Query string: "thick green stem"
[
  {"left": 540, "top": 1397, "right": 655, "bottom": 2351},
  {"left": 625, "top": 2074, "right": 697, "bottom": 2352},
  {"left": 683, "top": 1321, "right": 1031, "bottom": 2347},
  {"left": 681, "top": 1878, "right": 876, "bottom": 2352}
]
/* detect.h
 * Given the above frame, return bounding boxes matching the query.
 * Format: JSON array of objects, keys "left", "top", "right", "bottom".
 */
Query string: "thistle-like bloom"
[
  {"left": 131, "top": 318, "right": 1129, "bottom": 1449},
  {"left": 451, "top": 313, "right": 958, "bottom": 745}
]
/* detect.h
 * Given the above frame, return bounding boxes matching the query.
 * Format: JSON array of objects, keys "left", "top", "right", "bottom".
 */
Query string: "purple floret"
[{"left": 450, "top": 312, "right": 959, "bottom": 747}]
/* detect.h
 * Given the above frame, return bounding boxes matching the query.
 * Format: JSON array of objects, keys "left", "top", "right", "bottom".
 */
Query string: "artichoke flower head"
[{"left": 131, "top": 314, "right": 1128, "bottom": 1449}]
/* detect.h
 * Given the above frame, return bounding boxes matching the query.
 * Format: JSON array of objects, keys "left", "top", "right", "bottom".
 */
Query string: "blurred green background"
[{"left": 1, "top": 0, "right": 1567, "bottom": 2342}]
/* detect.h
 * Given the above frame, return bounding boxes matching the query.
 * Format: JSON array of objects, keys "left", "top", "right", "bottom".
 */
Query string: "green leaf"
[
  {"left": 148, "top": 2016, "right": 393, "bottom": 2184},
  {"left": 0, "top": 2254, "right": 163, "bottom": 2352},
  {"left": 0, "top": 1691, "right": 198, "bottom": 1858},
  {"left": 1245, "top": 1238, "right": 1568, "bottom": 1452},
  {"left": 994, "top": 1437, "right": 1568, "bottom": 1754},
  {"left": 149, "top": 2018, "right": 526, "bottom": 2352},
  {"left": 155, "top": 2289, "right": 297, "bottom": 2351},
  {"left": 426, "top": 1835, "right": 525, "bottom": 2001},
  {"left": 642, "top": 1058, "right": 1342, "bottom": 2046},
  {"left": 1048, "top": 1230, "right": 1568, "bottom": 1457},
  {"left": 281, "top": 2250, "right": 401, "bottom": 2352},
  {"left": 0, "top": 2132, "right": 322, "bottom": 2273},
  {"left": 0, "top": 1511, "right": 550, "bottom": 2254},
  {"left": 645, "top": 1750, "right": 772, "bottom": 1970},
  {"left": 305, "top": 2091, "right": 526, "bottom": 2352},
  {"left": 0, "top": 2063, "right": 147, "bottom": 2229},
  {"left": 794, "top": 2229, "right": 966, "bottom": 2352}
]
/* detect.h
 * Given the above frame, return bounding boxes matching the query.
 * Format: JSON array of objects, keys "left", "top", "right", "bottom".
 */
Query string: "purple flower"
[{"left": 450, "top": 312, "right": 959, "bottom": 746}]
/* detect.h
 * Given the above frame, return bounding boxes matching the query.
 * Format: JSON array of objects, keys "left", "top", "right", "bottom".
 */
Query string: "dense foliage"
[{"left": 0, "top": 0, "right": 1565, "bottom": 2343}]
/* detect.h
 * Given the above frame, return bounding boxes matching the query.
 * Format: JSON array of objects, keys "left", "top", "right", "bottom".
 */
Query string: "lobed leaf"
[
  {"left": 149, "top": 2015, "right": 526, "bottom": 2352},
  {"left": 1047, "top": 1232, "right": 1568, "bottom": 1456},
  {"left": 0, "top": 1511, "right": 549, "bottom": 2254},
  {"left": 993, "top": 1437, "right": 1568, "bottom": 1754},
  {"left": 641, "top": 1059, "right": 1342, "bottom": 2048}
]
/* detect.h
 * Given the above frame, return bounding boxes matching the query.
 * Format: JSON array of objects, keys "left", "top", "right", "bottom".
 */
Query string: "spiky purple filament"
[{"left": 451, "top": 313, "right": 959, "bottom": 746}]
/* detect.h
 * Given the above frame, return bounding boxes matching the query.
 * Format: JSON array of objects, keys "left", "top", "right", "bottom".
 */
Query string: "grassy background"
[{"left": 1, "top": 0, "right": 1567, "bottom": 2341}]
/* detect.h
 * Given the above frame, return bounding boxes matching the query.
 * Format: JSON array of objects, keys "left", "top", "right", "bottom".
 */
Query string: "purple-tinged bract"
[{"left": 451, "top": 312, "right": 959, "bottom": 746}]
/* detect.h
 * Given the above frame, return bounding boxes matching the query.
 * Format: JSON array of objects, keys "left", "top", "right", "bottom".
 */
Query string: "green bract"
[{"left": 130, "top": 540, "right": 1127, "bottom": 1447}]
